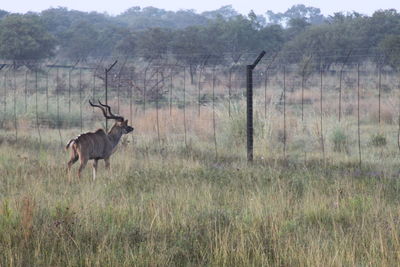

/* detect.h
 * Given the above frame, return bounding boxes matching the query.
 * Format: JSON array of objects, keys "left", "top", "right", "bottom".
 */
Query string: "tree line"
[{"left": 0, "top": 4, "right": 399, "bottom": 69}]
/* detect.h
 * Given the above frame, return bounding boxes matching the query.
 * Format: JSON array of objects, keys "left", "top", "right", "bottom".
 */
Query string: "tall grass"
[
  {"left": 1, "top": 66, "right": 400, "bottom": 265},
  {"left": 1, "top": 122, "right": 400, "bottom": 265}
]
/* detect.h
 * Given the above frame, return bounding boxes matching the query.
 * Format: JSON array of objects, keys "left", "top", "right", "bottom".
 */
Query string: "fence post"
[
  {"left": 156, "top": 70, "right": 160, "bottom": 144},
  {"left": 79, "top": 68, "right": 83, "bottom": 132},
  {"left": 378, "top": 65, "right": 382, "bottom": 125},
  {"left": 105, "top": 60, "right": 118, "bottom": 132},
  {"left": 212, "top": 67, "right": 218, "bottom": 159},
  {"left": 92, "top": 68, "right": 96, "bottom": 111},
  {"left": 46, "top": 70, "right": 49, "bottom": 113},
  {"left": 320, "top": 66, "right": 325, "bottom": 161},
  {"left": 170, "top": 70, "right": 173, "bottom": 116},
  {"left": 183, "top": 66, "right": 187, "bottom": 147},
  {"left": 3, "top": 70, "right": 7, "bottom": 117},
  {"left": 13, "top": 68, "right": 17, "bottom": 141},
  {"left": 339, "top": 50, "right": 352, "bottom": 122},
  {"left": 35, "top": 70, "right": 41, "bottom": 145},
  {"left": 301, "top": 55, "right": 313, "bottom": 121},
  {"left": 283, "top": 66, "right": 287, "bottom": 159},
  {"left": 357, "top": 64, "right": 362, "bottom": 167},
  {"left": 247, "top": 51, "right": 266, "bottom": 162},
  {"left": 24, "top": 70, "right": 28, "bottom": 113},
  {"left": 130, "top": 71, "right": 134, "bottom": 124},
  {"left": 264, "top": 53, "right": 277, "bottom": 119},
  {"left": 56, "top": 67, "right": 63, "bottom": 148},
  {"left": 68, "top": 68, "right": 72, "bottom": 113}
]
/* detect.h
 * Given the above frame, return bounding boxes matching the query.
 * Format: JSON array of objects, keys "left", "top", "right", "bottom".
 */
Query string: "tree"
[
  {"left": 281, "top": 15, "right": 367, "bottom": 68},
  {"left": 266, "top": 4, "right": 325, "bottom": 25},
  {"left": 95, "top": 25, "right": 132, "bottom": 57},
  {"left": 60, "top": 20, "right": 99, "bottom": 60},
  {"left": 285, "top": 17, "right": 311, "bottom": 41},
  {"left": 117, "top": 6, "right": 208, "bottom": 30},
  {"left": 0, "top": 14, "right": 55, "bottom": 61},
  {"left": 114, "top": 31, "right": 137, "bottom": 56},
  {"left": 201, "top": 5, "right": 239, "bottom": 20},
  {"left": 171, "top": 26, "right": 208, "bottom": 83},
  {"left": 220, "top": 15, "right": 259, "bottom": 63},
  {"left": 136, "top": 28, "right": 172, "bottom": 60},
  {"left": 379, "top": 35, "right": 400, "bottom": 69},
  {"left": 0, "top": 9, "right": 8, "bottom": 19},
  {"left": 258, "top": 24, "right": 285, "bottom": 53},
  {"left": 365, "top": 9, "right": 400, "bottom": 48}
]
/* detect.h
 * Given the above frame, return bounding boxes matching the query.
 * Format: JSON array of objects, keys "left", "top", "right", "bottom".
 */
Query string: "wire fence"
[{"left": 1, "top": 56, "right": 400, "bottom": 165}]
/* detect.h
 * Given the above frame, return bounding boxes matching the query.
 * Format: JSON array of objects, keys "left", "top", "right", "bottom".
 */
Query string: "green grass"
[
  {"left": 1, "top": 127, "right": 400, "bottom": 266},
  {"left": 1, "top": 69, "right": 400, "bottom": 265}
]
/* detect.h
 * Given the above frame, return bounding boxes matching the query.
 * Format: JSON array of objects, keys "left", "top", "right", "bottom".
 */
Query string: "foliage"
[
  {"left": 379, "top": 35, "right": 400, "bottom": 69},
  {"left": 370, "top": 132, "right": 387, "bottom": 147},
  {"left": 266, "top": 4, "right": 325, "bottom": 25},
  {"left": 59, "top": 20, "right": 99, "bottom": 59},
  {"left": 0, "top": 9, "right": 8, "bottom": 19},
  {"left": 0, "top": 14, "right": 55, "bottom": 60},
  {"left": 330, "top": 127, "right": 348, "bottom": 153},
  {"left": 136, "top": 28, "right": 172, "bottom": 60},
  {"left": 0, "top": 5, "right": 399, "bottom": 68}
]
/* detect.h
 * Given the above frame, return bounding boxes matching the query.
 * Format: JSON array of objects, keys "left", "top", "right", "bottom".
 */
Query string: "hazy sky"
[{"left": 1, "top": 0, "right": 399, "bottom": 16}]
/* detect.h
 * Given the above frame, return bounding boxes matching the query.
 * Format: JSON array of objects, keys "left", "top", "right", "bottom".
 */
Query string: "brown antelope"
[{"left": 66, "top": 100, "right": 134, "bottom": 180}]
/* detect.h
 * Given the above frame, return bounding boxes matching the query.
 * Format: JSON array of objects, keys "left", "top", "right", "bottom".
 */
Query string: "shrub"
[
  {"left": 330, "top": 127, "right": 348, "bottom": 153},
  {"left": 370, "top": 132, "right": 387, "bottom": 147}
]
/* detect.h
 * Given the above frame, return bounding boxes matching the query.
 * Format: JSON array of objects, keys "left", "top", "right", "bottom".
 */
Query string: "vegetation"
[
  {"left": 1, "top": 106, "right": 400, "bottom": 265},
  {"left": 1, "top": 3, "right": 400, "bottom": 266},
  {"left": 0, "top": 5, "right": 399, "bottom": 67}
]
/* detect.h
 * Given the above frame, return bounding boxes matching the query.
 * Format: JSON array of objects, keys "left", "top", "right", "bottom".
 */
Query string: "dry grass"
[
  {"left": 2, "top": 67, "right": 400, "bottom": 265},
  {"left": 1, "top": 129, "right": 400, "bottom": 266}
]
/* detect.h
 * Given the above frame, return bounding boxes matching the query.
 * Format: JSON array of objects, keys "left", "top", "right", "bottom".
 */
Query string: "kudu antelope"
[{"left": 66, "top": 100, "right": 134, "bottom": 180}]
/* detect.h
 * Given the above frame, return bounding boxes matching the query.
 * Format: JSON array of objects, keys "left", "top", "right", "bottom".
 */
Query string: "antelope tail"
[{"left": 65, "top": 139, "right": 75, "bottom": 150}]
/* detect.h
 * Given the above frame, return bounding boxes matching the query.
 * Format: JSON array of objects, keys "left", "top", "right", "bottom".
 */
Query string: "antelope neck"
[{"left": 107, "top": 125, "right": 123, "bottom": 147}]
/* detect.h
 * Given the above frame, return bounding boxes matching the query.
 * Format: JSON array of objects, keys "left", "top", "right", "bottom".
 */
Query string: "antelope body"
[{"left": 66, "top": 100, "right": 133, "bottom": 180}]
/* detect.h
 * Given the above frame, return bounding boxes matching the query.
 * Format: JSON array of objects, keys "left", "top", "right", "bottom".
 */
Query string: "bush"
[
  {"left": 330, "top": 127, "right": 348, "bottom": 153},
  {"left": 370, "top": 133, "right": 387, "bottom": 147}
]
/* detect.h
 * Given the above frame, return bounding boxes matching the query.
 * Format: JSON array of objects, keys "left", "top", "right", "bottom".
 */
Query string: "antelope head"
[{"left": 89, "top": 100, "right": 134, "bottom": 134}]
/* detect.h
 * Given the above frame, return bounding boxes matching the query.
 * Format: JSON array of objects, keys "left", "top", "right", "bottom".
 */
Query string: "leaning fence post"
[{"left": 247, "top": 51, "right": 266, "bottom": 162}]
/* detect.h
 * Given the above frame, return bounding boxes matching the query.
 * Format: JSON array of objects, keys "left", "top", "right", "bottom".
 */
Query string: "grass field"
[
  {"left": 1, "top": 117, "right": 400, "bottom": 266},
  {"left": 1, "top": 65, "right": 400, "bottom": 265}
]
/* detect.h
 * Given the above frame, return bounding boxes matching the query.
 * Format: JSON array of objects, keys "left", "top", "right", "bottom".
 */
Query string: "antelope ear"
[{"left": 125, "top": 120, "right": 129, "bottom": 124}]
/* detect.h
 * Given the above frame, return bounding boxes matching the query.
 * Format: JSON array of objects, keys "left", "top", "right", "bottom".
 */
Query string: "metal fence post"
[
  {"left": 105, "top": 60, "right": 118, "bottom": 132},
  {"left": 247, "top": 51, "right": 266, "bottom": 162}
]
